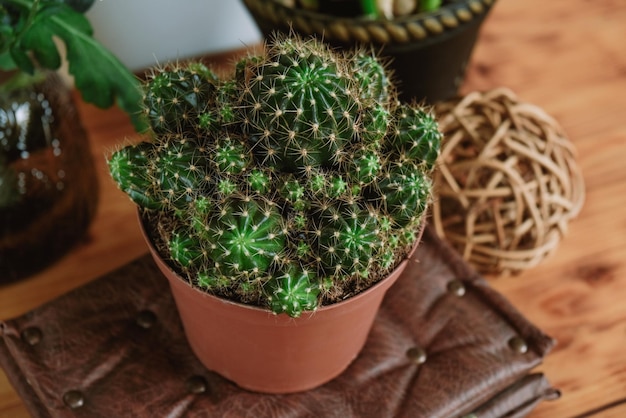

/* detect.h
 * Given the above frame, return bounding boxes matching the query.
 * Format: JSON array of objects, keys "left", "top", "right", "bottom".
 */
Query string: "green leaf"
[
  {"left": 0, "top": 51, "right": 16, "bottom": 70},
  {"left": 21, "top": 8, "right": 62, "bottom": 68},
  {"left": 19, "top": 4, "right": 147, "bottom": 131},
  {"left": 9, "top": 43, "right": 33, "bottom": 72}
]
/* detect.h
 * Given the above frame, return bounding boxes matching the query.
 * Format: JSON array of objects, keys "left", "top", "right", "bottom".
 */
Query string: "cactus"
[
  {"left": 388, "top": 104, "right": 442, "bottom": 172},
  {"left": 143, "top": 63, "right": 218, "bottom": 133},
  {"left": 240, "top": 38, "right": 361, "bottom": 172},
  {"left": 108, "top": 35, "right": 442, "bottom": 318}
]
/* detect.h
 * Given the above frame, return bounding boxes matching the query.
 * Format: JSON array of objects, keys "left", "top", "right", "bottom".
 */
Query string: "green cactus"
[
  {"left": 212, "top": 134, "right": 252, "bottom": 175},
  {"left": 375, "top": 163, "right": 432, "bottom": 227},
  {"left": 169, "top": 228, "right": 207, "bottom": 269},
  {"left": 143, "top": 63, "right": 218, "bottom": 134},
  {"left": 247, "top": 168, "right": 272, "bottom": 194},
  {"left": 314, "top": 202, "right": 379, "bottom": 277},
  {"left": 241, "top": 38, "right": 360, "bottom": 172},
  {"left": 108, "top": 35, "right": 443, "bottom": 317},
  {"left": 352, "top": 51, "right": 390, "bottom": 105},
  {"left": 389, "top": 104, "right": 442, "bottom": 171},
  {"left": 349, "top": 147, "right": 382, "bottom": 186},
  {"left": 206, "top": 197, "right": 286, "bottom": 277},
  {"left": 266, "top": 266, "right": 319, "bottom": 318},
  {"left": 361, "top": 103, "right": 391, "bottom": 145},
  {"left": 152, "top": 138, "right": 211, "bottom": 209},
  {"left": 108, "top": 141, "right": 163, "bottom": 210}
]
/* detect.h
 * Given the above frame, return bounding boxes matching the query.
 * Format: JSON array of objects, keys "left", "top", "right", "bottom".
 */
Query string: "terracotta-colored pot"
[{"left": 140, "top": 217, "right": 413, "bottom": 394}]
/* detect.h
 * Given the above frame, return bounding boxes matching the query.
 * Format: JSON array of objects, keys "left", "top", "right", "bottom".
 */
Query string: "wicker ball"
[{"left": 432, "top": 88, "right": 585, "bottom": 275}]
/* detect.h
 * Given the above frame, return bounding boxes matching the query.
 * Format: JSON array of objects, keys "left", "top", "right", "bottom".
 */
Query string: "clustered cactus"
[{"left": 108, "top": 35, "right": 442, "bottom": 318}]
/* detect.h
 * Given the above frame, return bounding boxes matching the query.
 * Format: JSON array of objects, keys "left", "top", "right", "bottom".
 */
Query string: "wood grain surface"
[{"left": 1, "top": 0, "right": 625, "bottom": 416}]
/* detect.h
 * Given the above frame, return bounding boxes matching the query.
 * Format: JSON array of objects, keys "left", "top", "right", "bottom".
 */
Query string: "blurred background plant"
[
  {"left": 0, "top": 0, "right": 143, "bottom": 282},
  {"left": 0, "top": 0, "right": 144, "bottom": 129}
]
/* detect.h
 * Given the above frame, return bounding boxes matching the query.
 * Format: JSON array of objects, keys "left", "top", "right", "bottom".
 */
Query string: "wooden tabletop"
[{"left": 1, "top": 0, "right": 625, "bottom": 416}]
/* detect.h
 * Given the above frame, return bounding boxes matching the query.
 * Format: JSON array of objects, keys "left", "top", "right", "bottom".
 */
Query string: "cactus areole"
[{"left": 108, "top": 35, "right": 442, "bottom": 319}]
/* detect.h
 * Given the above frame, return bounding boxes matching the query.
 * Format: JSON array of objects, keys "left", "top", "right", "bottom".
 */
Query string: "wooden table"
[{"left": 1, "top": 0, "right": 624, "bottom": 416}]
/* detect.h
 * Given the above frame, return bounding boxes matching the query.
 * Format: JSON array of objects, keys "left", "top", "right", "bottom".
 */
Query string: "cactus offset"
[
  {"left": 108, "top": 35, "right": 442, "bottom": 317},
  {"left": 266, "top": 266, "right": 318, "bottom": 317},
  {"left": 389, "top": 104, "right": 442, "bottom": 171},
  {"left": 108, "top": 141, "right": 161, "bottom": 210},
  {"left": 205, "top": 197, "right": 286, "bottom": 276},
  {"left": 143, "top": 63, "right": 218, "bottom": 134}
]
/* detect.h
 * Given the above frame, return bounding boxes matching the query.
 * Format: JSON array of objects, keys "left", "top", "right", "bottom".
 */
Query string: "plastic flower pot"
[{"left": 140, "top": 212, "right": 421, "bottom": 394}]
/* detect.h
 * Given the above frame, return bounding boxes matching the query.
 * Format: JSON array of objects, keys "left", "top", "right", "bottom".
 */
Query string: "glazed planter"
[
  {"left": 0, "top": 71, "right": 99, "bottom": 282},
  {"left": 140, "top": 213, "right": 418, "bottom": 394},
  {"left": 241, "top": 0, "right": 496, "bottom": 103}
]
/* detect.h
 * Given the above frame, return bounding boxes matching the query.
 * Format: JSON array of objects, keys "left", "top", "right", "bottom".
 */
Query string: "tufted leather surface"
[{"left": 0, "top": 226, "right": 559, "bottom": 418}]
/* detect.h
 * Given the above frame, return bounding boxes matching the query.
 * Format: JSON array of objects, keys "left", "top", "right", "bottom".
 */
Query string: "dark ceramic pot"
[
  {"left": 0, "top": 71, "right": 99, "bottom": 282},
  {"left": 241, "top": 0, "right": 496, "bottom": 103}
]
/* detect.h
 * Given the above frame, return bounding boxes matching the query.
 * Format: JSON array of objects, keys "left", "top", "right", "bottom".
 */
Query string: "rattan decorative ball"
[{"left": 432, "top": 88, "right": 585, "bottom": 275}]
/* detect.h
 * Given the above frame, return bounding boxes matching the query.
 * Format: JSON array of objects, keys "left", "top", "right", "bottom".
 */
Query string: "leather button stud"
[
  {"left": 135, "top": 310, "right": 157, "bottom": 329},
  {"left": 508, "top": 336, "right": 528, "bottom": 354},
  {"left": 186, "top": 375, "right": 207, "bottom": 394},
  {"left": 21, "top": 327, "right": 42, "bottom": 346},
  {"left": 63, "top": 390, "right": 85, "bottom": 409},
  {"left": 447, "top": 280, "right": 466, "bottom": 297},
  {"left": 406, "top": 346, "right": 427, "bottom": 364}
]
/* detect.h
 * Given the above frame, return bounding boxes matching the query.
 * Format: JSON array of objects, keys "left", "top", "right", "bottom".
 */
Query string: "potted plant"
[
  {"left": 0, "top": 0, "right": 144, "bottom": 281},
  {"left": 107, "top": 34, "right": 442, "bottom": 393},
  {"left": 241, "top": 0, "right": 497, "bottom": 103}
]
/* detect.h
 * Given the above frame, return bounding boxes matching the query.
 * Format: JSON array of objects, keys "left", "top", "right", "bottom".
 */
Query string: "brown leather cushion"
[{"left": 0, "top": 226, "right": 559, "bottom": 417}]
